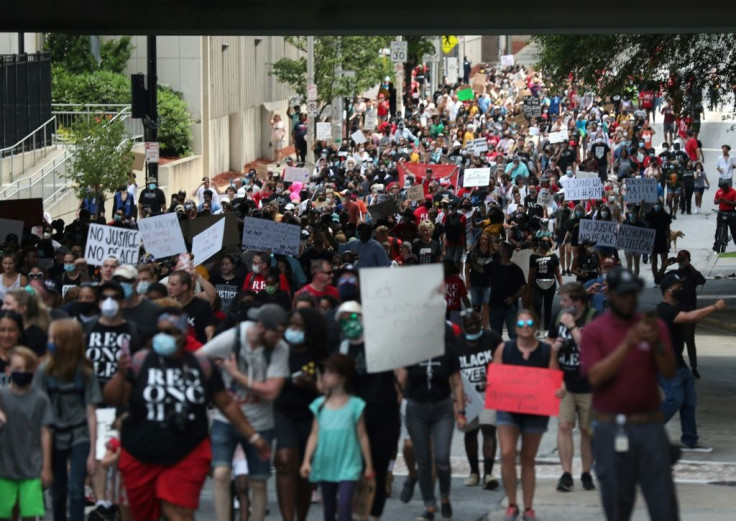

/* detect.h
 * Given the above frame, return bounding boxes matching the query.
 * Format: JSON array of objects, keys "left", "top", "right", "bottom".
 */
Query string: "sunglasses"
[
  {"left": 517, "top": 319, "right": 535, "bottom": 328},
  {"left": 28, "top": 273, "right": 43, "bottom": 279}
]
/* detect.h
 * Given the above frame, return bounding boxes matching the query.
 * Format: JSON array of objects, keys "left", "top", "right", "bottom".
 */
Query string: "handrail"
[
  {"left": 0, "top": 116, "right": 56, "bottom": 155},
  {"left": 0, "top": 116, "right": 57, "bottom": 184}
]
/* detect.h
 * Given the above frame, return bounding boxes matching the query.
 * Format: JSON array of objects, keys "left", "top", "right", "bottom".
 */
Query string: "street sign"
[
  {"left": 390, "top": 40, "right": 408, "bottom": 63},
  {"left": 307, "top": 83, "right": 318, "bottom": 101},
  {"left": 442, "top": 35, "right": 458, "bottom": 54},
  {"left": 307, "top": 101, "right": 318, "bottom": 116},
  {"left": 424, "top": 52, "right": 439, "bottom": 63},
  {"left": 145, "top": 141, "right": 159, "bottom": 163}
]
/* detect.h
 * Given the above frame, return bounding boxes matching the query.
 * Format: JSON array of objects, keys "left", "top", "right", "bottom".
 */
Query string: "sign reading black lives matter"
[
  {"left": 578, "top": 219, "right": 618, "bottom": 248},
  {"left": 85, "top": 224, "right": 141, "bottom": 266},
  {"left": 624, "top": 177, "right": 658, "bottom": 204}
]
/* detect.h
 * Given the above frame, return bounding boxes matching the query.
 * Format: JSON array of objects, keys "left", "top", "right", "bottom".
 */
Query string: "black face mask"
[
  {"left": 10, "top": 371, "right": 33, "bottom": 387},
  {"left": 609, "top": 299, "right": 636, "bottom": 320},
  {"left": 77, "top": 301, "right": 98, "bottom": 317}
]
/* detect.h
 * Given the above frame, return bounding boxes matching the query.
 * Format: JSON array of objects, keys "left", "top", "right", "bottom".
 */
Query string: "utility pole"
[
  {"left": 396, "top": 35, "right": 404, "bottom": 119},
  {"left": 332, "top": 38, "right": 343, "bottom": 145},
  {"left": 306, "top": 35, "right": 314, "bottom": 161},
  {"left": 17, "top": 33, "right": 24, "bottom": 54},
  {"left": 146, "top": 35, "right": 158, "bottom": 182}
]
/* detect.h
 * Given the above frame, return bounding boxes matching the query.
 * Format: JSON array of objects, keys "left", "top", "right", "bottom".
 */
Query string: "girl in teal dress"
[{"left": 300, "top": 353, "right": 374, "bottom": 521}]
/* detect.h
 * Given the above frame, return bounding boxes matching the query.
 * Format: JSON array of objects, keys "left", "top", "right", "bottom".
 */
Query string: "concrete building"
[{"left": 0, "top": 33, "right": 43, "bottom": 54}]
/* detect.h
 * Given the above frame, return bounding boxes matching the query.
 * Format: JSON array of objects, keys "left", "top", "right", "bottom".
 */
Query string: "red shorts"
[{"left": 119, "top": 438, "right": 211, "bottom": 521}]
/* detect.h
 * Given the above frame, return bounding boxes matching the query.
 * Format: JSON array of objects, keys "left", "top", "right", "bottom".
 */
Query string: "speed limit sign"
[{"left": 390, "top": 41, "right": 408, "bottom": 63}]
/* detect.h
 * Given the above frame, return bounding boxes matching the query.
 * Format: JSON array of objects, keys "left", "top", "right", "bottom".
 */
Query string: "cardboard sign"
[
  {"left": 284, "top": 166, "right": 310, "bottom": 183},
  {"left": 242, "top": 217, "right": 301, "bottom": 257},
  {"left": 548, "top": 129, "right": 569, "bottom": 144},
  {"left": 364, "top": 109, "right": 377, "bottom": 131},
  {"left": 500, "top": 54, "right": 515, "bottom": 67},
  {"left": 624, "top": 177, "right": 658, "bottom": 204},
  {"left": 463, "top": 168, "right": 491, "bottom": 188},
  {"left": 576, "top": 170, "right": 599, "bottom": 180},
  {"left": 578, "top": 219, "right": 618, "bottom": 247},
  {"left": 565, "top": 178, "right": 603, "bottom": 201},
  {"left": 191, "top": 218, "right": 225, "bottom": 266},
  {"left": 351, "top": 130, "right": 367, "bottom": 145},
  {"left": 616, "top": 224, "right": 656, "bottom": 255},
  {"left": 461, "top": 373, "right": 485, "bottom": 424},
  {"left": 367, "top": 198, "right": 400, "bottom": 221},
  {"left": 360, "top": 264, "right": 446, "bottom": 373},
  {"left": 407, "top": 184, "right": 425, "bottom": 202},
  {"left": 316, "top": 122, "right": 332, "bottom": 141},
  {"left": 84, "top": 224, "right": 140, "bottom": 266},
  {"left": 138, "top": 213, "right": 187, "bottom": 259},
  {"left": 485, "top": 364, "right": 563, "bottom": 417},
  {"left": 0, "top": 218, "right": 24, "bottom": 245},
  {"left": 180, "top": 213, "right": 239, "bottom": 247}
]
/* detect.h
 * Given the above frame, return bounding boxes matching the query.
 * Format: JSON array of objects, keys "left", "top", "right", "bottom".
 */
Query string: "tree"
[
  {"left": 45, "top": 34, "right": 133, "bottom": 74},
  {"left": 64, "top": 117, "right": 134, "bottom": 199},
  {"left": 158, "top": 87, "right": 193, "bottom": 156},
  {"left": 270, "top": 36, "right": 394, "bottom": 116},
  {"left": 532, "top": 34, "right": 736, "bottom": 119}
]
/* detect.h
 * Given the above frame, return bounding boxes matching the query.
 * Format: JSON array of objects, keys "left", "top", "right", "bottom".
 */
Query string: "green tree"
[
  {"left": 64, "top": 117, "right": 134, "bottom": 199},
  {"left": 403, "top": 36, "right": 436, "bottom": 87},
  {"left": 100, "top": 36, "right": 134, "bottom": 74},
  {"left": 45, "top": 34, "right": 133, "bottom": 74},
  {"left": 158, "top": 87, "right": 193, "bottom": 156}
]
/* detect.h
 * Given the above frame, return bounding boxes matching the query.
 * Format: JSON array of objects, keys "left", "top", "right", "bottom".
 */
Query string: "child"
[
  {"left": 256, "top": 273, "right": 292, "bottom": 311},
  {"left": 300, "top": 353, "right": 374, "bottom": 521},
  {"left": 444, "top": 260, "right": 471, "bottom": 326},
  {"left": 0, "top": 346, "right": 53, "bottom": 521}
]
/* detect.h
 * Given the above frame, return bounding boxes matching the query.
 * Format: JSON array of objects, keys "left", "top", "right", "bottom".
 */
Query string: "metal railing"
[
  {"left": 52, "top": 103, "right": 144, "bottom": 143},
  {"left": 0, "top": 116, "right": 58, "bottom": 184}
]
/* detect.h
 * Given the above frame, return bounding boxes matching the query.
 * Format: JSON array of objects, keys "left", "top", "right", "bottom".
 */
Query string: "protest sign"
[
  {"left": 284, "top": 166, "right": 310, "bottom": 183},
  {"left": 578, "top": 219, "right": 618, "bottom": 248},
  {"left": 472, "top": 73, "right": 487, "bottom": 93},
  {"left": 367, "top": 198, "right": 400, "bottom": 221},
  {"left": 624, "top": 177, "right": 658, "bottom": 204},
  {"left": 468, "top": 138, "right": 488, "bottom": 156},
  {"left": 360, "top": 264, "right": 445, "bottom": 373},
  {"left": 463, "top": 168, "right": 491, "bottom": 188},
  {"left": 461, "top": 374, "right": 485, "bottom": 424},
  {"left": 616, "top": 224, "right": 656, "bottom": 255},
  {"left": 565, "top": 178, "right": 603, "bottom": 201},
  {"left": 576, "top": 170, "right": 599, "bottom": 179},
  {"left": 351, "top": 130, "right": 367, "bottom": 145},
  {"left": 407, "top": 184, "right": 425, "bottom": 202},
  {"left": 191, "top": 218, "right": 225, "bottom": 266},
  {"left": 242, "top": 217, "right": 301, "bottom": 257},
  {"left": 457, "top": 88, "right": 474, "bottom": 102},
  {"left": 500, "top": 54, "right": 515, "bottom": 67},
  {"left": 548, "top": 129, "right": 569, "bottom": 144},
  {"left": 95, "top": 409, "right": 118, "bottom": 460},
  {"left": 84, "top": 224, "right": 141, "bottom": 266},
  {"left": 180, "top": 213, "right": 239, "bottom": 246},
  {"left": 522, "top": 97, "right": 542, "bottom": 119},
  {"left": 485, "top": 364, "right": 564, "bottom": 417},
  {"left": 0, "top": 198, "right": 44, "bottom": 227},
  {"left": 511, "top": 248, "right": 533, "bottom": 282},
  {"left": 364, "top": 110, "right": 377, "bottom": 131},
  {"left": 316, "top": 122, "right": 332, "bottom": 141},
  {"left": 0, "top": 218, "right": 24, "bottom": 245},
  {"left": 528, "top": 126, "right": 540, "bottom": 137},
  {"left": 138, "top": 213, "right": 187, "bottom": 259}
]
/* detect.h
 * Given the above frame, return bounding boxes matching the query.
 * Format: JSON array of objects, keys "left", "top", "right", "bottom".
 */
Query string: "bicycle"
[{"left": 713, "top": 209, "right": 733, "bottom": 253}]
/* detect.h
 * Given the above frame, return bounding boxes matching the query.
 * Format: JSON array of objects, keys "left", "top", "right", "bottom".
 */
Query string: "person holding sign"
[{"left": 493, "top": 310, "right": 563, "bottom": 521}]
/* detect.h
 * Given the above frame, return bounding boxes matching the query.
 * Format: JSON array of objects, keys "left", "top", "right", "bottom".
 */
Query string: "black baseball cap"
[
  {"left": 659, "top": 272, "right": 682, "bottom": 294},
  {"left": 606, "top": 267, "right": 644, "bottom": 294}
]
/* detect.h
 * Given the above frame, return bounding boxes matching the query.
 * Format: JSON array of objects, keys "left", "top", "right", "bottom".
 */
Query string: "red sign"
[
  {"left": 484, "top": 364, "right": 563, "bottom": 417},
  {"left": 396, "top": 162, "right": 459, "bottom": 189}
]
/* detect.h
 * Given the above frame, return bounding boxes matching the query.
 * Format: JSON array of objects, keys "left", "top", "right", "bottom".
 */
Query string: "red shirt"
[
  {"left": 444, "top": 275, "right": 468, "bottom": 311},
  {"left": 414, "top": 206, "right": 430, "bottom": 222},
  {"left": 294, "top": 284, "right": 340, "bottom": 301},
  {"left": 580, "top": 311, "right": 672, "bottom": 415},
  {"left": 715, "top": 187, "right": 736, "bottom": 211},
  {"left": 242, "top": 272, "right": 291, "bottom": 293},
  {"left": 685, "top": 137, "right": 699, "bottom": 162},
  {"left": 639, "top": 91, "right": 654, "bottom": 109}
]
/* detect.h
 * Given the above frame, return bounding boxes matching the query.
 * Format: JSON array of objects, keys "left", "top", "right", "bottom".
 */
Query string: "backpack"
[{"left": 231, "top": 322, "right": 274, "bottom": 371}]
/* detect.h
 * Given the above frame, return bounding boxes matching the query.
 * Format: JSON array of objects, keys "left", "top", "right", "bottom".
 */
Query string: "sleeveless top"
[
  {"left": 0, "top": 273, "right": 21, "bottom": 299},
  {"left": 501, "top": 339, "right": 551, "bottom": 369}
]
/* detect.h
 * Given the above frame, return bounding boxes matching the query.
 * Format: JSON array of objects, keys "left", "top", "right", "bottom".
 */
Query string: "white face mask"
[
  {"left": 100, "top": 297, "right": 119, "bottom": 318},
  {"left": 251, "top": 264, "right": 263, "bottom": 274}
]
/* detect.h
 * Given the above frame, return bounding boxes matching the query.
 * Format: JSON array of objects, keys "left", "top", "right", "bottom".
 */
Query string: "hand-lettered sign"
[{"left": 485, "top": 364, "right": 563, "bottom": 417}]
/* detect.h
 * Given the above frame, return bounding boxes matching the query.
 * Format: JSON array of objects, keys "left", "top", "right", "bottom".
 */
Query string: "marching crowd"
[{"left": 0, "top": 62, "right": 733, "bottom": 521}]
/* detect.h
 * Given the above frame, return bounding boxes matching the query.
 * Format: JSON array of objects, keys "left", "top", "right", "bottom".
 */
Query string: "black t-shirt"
[
  {"left": 548, "top": 307, "right": 596, "bottom": 393},
  {"left": 209, "top": 275, "right": 245, "bottom": 313},
  {"left": 122, "top": 350, "right": 224, "bottom": 465},
  {"left": 455, "top": 330, "right": 503, "bottom": 390},
  {"left": 673, "top": 267, "right": 706, "bottom": 311},
  {"left": 468, "top": 247, "right": 493, "bottom": 287},
  {"left": 275, "top": 347, "right": 322, "bottom": 422},
  {"left": 444, "top": 213, "right": 464, "bottom": 243},
  {"left": 656, "top": 302, "right": 686, "bottom": 368},
  {"left": 487, "top": 261, "right": 526, "bottom": 308},
  {"left": 591, "top": 143, "right": 610, "bottom": 165},
  {"left": 182, "top": 297, "right": 216, "bottom": 343},
  {"left": 524, "top": 196, "right": 544, "bottom": 221},
  {"left": 530, "top": 253, "right": 559, "bottom": 281},
  {"left": 405, "top": 348, "right": 460, "bottom": 403},
  {"left": 0, "top": 358, "right": 9, "bottom": 387},
  {"left": 558, "top": 149, "right": 576, "bottom": 171},
  {"left": 138, "top": 188, "right": 166, "bottom": 215},
  {"left": 412, "top": 239, "right": 442, "bottom": 264},
  {"left": 24, "top": 325, "right": 48, "bottom": 357},
  {"left": 85, "top": 320, "right": 141, "bottom": 389}
]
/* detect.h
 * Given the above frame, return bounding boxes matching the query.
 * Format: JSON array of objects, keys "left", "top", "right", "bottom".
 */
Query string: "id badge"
[{"left": 615, "top": 433, "right": 629, "bottom": 453}]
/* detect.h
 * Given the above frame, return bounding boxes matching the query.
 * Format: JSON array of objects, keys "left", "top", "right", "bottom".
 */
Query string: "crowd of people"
[{"left": 0, "top": 61, "right": 731, "bottom": 521}]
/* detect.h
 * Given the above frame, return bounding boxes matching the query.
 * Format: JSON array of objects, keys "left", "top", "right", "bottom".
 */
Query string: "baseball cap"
[
  {"left": 606, "top": 267, "right": 643, "bottom": 294},
  {"left": 676, "top": 250, "right": 690, "bottom": 261},
  {"left": 659, "top": 272, "right": 682, "bottom": 293},
  {"left": 247, "top": 303, "right": 288, "bottom": 331},
  {"left": 146, "top": 176, "right": 157, "bottom": 184},
  {"left": 98, "top": 280, "right": 125, "bottom": 299},
  {"left": 336, "top": 301, "right": 362, "bottom": 317},
  {"left": 113, "top": 265, "right": 138, "bottom": 281},
  {"left": 284, "top": 203, "right": 295, "bottom": 211}
]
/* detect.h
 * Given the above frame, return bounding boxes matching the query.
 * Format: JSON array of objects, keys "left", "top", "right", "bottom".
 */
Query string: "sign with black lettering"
[
  {"left": 578, "top": 219, "right": 618, "bottom": 248},
  {"left": 85, "top": 224, "right": 141, "bottom": 266}
]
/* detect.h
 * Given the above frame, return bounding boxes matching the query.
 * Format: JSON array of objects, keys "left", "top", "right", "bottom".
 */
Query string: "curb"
[{"left": 700, "top": 317, "right": 736, "bottom": 334}]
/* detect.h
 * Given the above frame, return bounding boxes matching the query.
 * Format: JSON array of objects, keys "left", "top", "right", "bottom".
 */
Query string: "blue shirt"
[
  {"left": 584, "top": 276, "right": 607, "bottom": 314},
  {"left": 505, "top": 162, "right": 530, "bottom": 181},
  {"left": 340, "top": 239, "right": 391, "bottom": 268}
]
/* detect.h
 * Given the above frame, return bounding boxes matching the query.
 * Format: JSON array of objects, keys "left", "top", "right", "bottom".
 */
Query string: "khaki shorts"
[
  {"left": 463, "top": 409, "right": 497, "bottom": 432},
  {"left": 558, "top": 392, "right": 593, "bottom": 431}
]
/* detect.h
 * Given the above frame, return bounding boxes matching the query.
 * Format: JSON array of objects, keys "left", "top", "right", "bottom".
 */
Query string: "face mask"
[
  {"left": 120, "top": 281, "right": 134, "bottom": 299},
  {"left": 265, "top": 284, "right": 278, "bottom": 295},
  {"left": 46, "top": 341, "right": 56, "bottom": 354},
  {"left": 671, "top": 289, "right": 684, "bottom": 301},
  {"left": 601, "top": 211, "right": 610, "bottom": 218},
  {"left": 566, "top": 170, "right": 573, "bottom": 176},
  {"left": 77, "top": 301, "right": 98, "bottom": 317},
  {"left": 251, "top": 264, "right": 263, "bottom": 274},
  {"left": 10, "top": 371, "right": 33, "bottom": 387},
  {"left": 639, "top": 142, "right": 645, "bottom": 148},
  {"left": 284, "top": 328, "right": 305, "bottom": 345},
  {"left": 464, "top": 330, "right": 483, "bottom": 341},
  {"left": 341, "top": 318, "right": 364, "bottom": 340},
  {"left": 152, "top": 333, "right": 178, "bottom": 357},
  {"left": 137, "top": 281, "right": 150, "bottom": 295},
  {"left": 654, "top": 204, "right": 662, "bottom": 212},
  {"left": 114, "top": 215, "right": 122, "bottom": 222},
  {"left": 628, "top": 213, "right": 636, "bottom": 221},
  {"left": 148, "top": 183, "right": 156, "bottom": 190},
  {"left": 540, "top": 242, "right": 551, "bottom": 250},
  {"left": 575, "top": 211, "right": 583, "bottom": 217},
  {"left": 64, "top": 263, "right": 75, "bottom": 273},
  {"left": 100, "top": 297, "right": 120, "bottom": 318},
  {"left": 338, "top": 282, "right": 360, "bottom": 302}
]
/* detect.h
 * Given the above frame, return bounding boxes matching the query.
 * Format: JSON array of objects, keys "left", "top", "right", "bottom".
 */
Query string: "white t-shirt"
[
  {"left": 195, "top": 185, "right": 221, "bottom": 206},
  {"left": 716, "top": 155, "right": 736, "bottom": 181}
]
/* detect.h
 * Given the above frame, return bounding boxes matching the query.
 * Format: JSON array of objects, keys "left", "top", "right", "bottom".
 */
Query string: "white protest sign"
[
  {"left": 364, "top": 110, "right": 377, "bottom": 131},
  {"left": 565, "top": 178, "right": 603, "bottom": 201},
  {"left": 316, "top": 122, "right": 332, "bottom": 141},
  {"left": 138, "top": 213, "right": 187, "bottom": 259},
  {"left": 360, "top": 264, "right": 445, "bottom": 373},
  {"left": 351, "top": 130, "right": 367, "bottom": 145},
  {"left": 284, "top": 166, "right": 310, "bottom": 183},
  {"left": 468, "top": 138, "right": 489, "bottom": 156},
  {"left": 624, "top": 177, "right": 658, "bottom": 204},
  {"left": 463, "top": 168, "right": 491, "bottom": 188},
  {"left": 0, "top": 218, "right": 24, "bottom": 244},
  {"left": 407, "top": 184, "right": 425, "bottom": 202},
  {"left": 242, "top": 217, "right": 301, "bottom": 257},
  {"left": 548, "top": 129, "right": 569, "bottom": 144},
  {"left": 617, "top": 224, "right": 656, "bottom": 255},
  {"left": 500, "top": 54, "right": 515, "bottom": 67},
  {"left": 191, "top": 218, "right": 225, "bottom": 266},
  {"left": 576, "top": 170, "right": 599, "bottom": 179},
  {"left": 84, "top": 224, "right": 141, "bottom": 266},
  {"left": 578, "top": 219, "right": 618, "bottom": 248},
  {"left": 461, "top": 374, "right": 485, "bottom": 424},
  {"left": 511, "top": 248, "right": 533, "bottom": 282},
  {"left": 95, "top": 408, "right": 118, "bottom": 460},
  {"left": 529, "top": 126, "right": 540, "bottom": 137}
]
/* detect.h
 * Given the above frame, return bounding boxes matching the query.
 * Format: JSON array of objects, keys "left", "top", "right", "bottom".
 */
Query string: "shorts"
[
  {"left": 119, "top": 438, "right": 211, "bottom": 521},
  {"left": 274, "top": 411, "right": 312, "bottom": 454},
  {"left": 664, "top": 123, "right": 675, "bottom": 134},
  {"left": 694, "top": 187, "right": 705, "bottom": 194},
  {"left": 0, "top": 477, "right": 44, "bottom": 518},
  {"left": 470, "top": 286, "right": 491, "bottom": 308},
  {"left": 211, "top": 420, "right": 275, "bottom": 480},
  {"left": 463, "top": 409, "right": 497, "bottom": 432},
  {"left": 668, "top": 187, "right": 681, "bottom": 195},
  {"left": 558, "top": 392, "right": 593, "bottom": 432},
  {"left": 496, "top": 411, "right": 549, "bottom": 434}
]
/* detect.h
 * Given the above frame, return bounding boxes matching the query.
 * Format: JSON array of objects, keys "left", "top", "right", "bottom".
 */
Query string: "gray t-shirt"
[
  {"left": 33, "top": 362, "right": 103, "bottom": 449},
  {"left": 122, "top": 297, "right": 162, "bottom": 337},
  {"left": 0, "top": 387, "right": 54, "bottom": 479},
  {"left": 199, "top": 321, "right": 289, "bottom": 431}
]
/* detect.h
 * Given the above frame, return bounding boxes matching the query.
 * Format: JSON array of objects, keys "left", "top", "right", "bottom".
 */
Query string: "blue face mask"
[
  {"left": 464, "top": 330, "right": 483, "bottom": 341},
  {"left": 284, "top": 328, "right": 305, "bottom": 345},
  {"left": 654, "top": 204, "right": 662, "bottom": 211},
  {"left": 46, "top": 341, "right": 56, "bottom": 354},
  {"left": 148, "top": 183, "right": 156, "bottom": 190},
  {"left": 152, "top": 333, "right": 178, "bottom": 357},
  {"left": 63, "top": 263, "right": 75, "bottom": 272},
  {"left": 119, "top": 281, "right": 134, "bottom": 299},
  {"left": 137, "top": 281, "right": 150, "bottom": 295},
  {"left": 575, "top": 211, "right": 583, "bottom": 218}
]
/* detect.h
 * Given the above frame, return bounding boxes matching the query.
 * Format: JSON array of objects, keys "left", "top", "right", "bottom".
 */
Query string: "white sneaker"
[{"left": 464, "top": 473, "right": 479, "bottom": 486}]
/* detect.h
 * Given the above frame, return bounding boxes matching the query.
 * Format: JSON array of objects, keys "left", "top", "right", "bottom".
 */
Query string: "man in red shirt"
[
  {"left": 242, "top": 252, "right": 291, "bottom": 293},
  {"left": 580, "top": 267, "right": 678, "bottom": 521},
  {"left": 684, "top": 130, "right": 702, "bottom": 163},
  {"left": 294, "top": 260, "right": 340, "bottom": 302},
  {"left": 342, "top": 191, "right": 362, "bottom": 225},
  {"left": 414, "top": 197, "right": 433, "bottom": 223},
  {"left": 713, "top": 180, "right": 736, "bottom": 250}
]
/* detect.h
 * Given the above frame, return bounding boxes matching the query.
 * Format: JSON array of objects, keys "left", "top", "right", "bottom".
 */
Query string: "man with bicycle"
[{"left": 713, "top": 179, "right": 736, "bottom": 252}]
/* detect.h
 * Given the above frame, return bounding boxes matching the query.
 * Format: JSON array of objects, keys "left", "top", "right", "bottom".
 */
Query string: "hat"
[
  {"left": 113, "top": 265, "right": 138, "bottom": 281},
  {"left": 659, "top": 272, "right": 682, "bottom": 294},
  {"left": 336, "top": 301, "right": 362, "bottom": 316},
  {"left": 98, "top": 280, "right": 125, "bottom": 299},
  {"left": 146, "top": 176, "right": 157, "bottom": 184},
  {"left": 606, "top": 267, "right": 643, "bottom": 294},
  {"left": 247, "top": 303, "right": 288, "bottom": 331},
  {"left": 174, "top": 204, "right": 185, "bottom": 213},
  {"left": 284, "top": 203, "right": 296, "bottom": 211},
  {"left": 676, "top": 250, "right": 691, "bottom": 261}
]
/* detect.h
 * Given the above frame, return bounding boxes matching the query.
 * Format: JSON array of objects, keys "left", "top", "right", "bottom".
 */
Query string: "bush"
[{"left": 157, "top": 86, "right": 193, "bottom": 157}]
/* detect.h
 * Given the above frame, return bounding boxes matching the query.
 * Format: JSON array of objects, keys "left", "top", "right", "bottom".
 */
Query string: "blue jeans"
[
  {"left": 469, "top": 286, "right": 491, "bottom": 309},
  {"left": 489, "top": 305, "right": 518, "bottom": 339},
  {"left": 211, "top": 420, "right": 275, "bottom": 480},
  {"left": 445, "top": 245, "right": 464, "bottom": 264},
  {"left": 658, "top": 366, "right": 698, "bottom": 446},
  {"left": 52, "top": 441, "right": 89, "bottom": 521}
]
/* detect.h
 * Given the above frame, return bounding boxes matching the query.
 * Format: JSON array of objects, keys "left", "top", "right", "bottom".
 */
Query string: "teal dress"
[{"left": 308, "top": 395, "right": 366, "bottom": 483}]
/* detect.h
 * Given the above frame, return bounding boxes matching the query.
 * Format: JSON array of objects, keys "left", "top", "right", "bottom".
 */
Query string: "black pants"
[
  {"left": 714, "top": 211, "right": 736, "bottom": 246},
  {"left": 680, "top": 179, "right": 694, "bottom": 213},
  {"left": 681, "top": 322, "right": 697, "bottom": 369},
  {"left": 533, "top": 283, "right": 556, "bottom": 332},
  {"left": 295, "top": 139, "right": 307, "bottom": 163},
  {"left": 367, "top": 419, "right": 400, "bottom": 517}
]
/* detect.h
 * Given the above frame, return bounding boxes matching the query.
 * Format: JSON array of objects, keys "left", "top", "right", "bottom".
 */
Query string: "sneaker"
[
  {"left": 84, "top": 486, "right": 96, "bottom": 506},
  {"left": 503, "top": 504, "right": 520, "bottom": 521},
  {"left": 692, "top": 368, "right": 701, "bottom": 379},
  {"left": 581, "top": 472, "right": 596, "bottom": 491},
  {"left": 464, "top": 473, "right": 479, "bottom": 486},
  {"left": 400, "top": 476, "right": 418, "bottom": 504},
  {"left": 416, "top": 509, "right": 435, "bottom": 521},
  {"left": 522, "top": 508, "right": 538, "bottom": 521},
  {"left": 483, "top": 474, "right": 500, "bottom": 490},
  {"left": 441, "top": 501, "right": 453, "bottom": 520},
  {"left": 87, "top": 505, "right": 111, "bottom": 521},
  {"left": 310, "top": 489, "right": 321, "bottom": 504},
  {"left": 556, "top": 472, "right": 574, "bottom": 492},
  {"left": 681, "top": 443, "right": 713, "bottom": 453}
]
